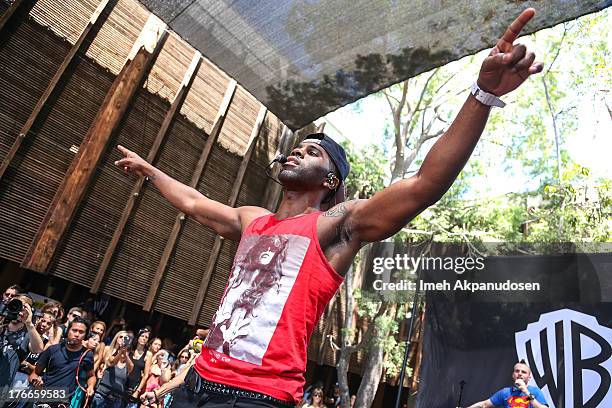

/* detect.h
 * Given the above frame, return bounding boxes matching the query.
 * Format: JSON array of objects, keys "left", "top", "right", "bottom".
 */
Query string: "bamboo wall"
[{"left": 0, "top": 0, "right": 285, "bottom": 326}]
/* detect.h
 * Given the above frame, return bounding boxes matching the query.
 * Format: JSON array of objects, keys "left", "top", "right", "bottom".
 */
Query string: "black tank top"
[{"left": 126, "top": 349, "right": 146, "bottom": 390}]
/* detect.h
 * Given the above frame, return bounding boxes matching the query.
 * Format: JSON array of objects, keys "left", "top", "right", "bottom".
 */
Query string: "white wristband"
[{"left": 470, "top": 82, "right": 506, "bottom": 108}]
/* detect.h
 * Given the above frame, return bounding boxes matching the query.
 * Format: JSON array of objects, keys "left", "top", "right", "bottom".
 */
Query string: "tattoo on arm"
[{"left": 324, "top": 203, "right": 347, "bottom": 217}]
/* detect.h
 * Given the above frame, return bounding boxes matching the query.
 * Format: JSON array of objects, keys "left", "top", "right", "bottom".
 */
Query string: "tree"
[{"left": 323, "top": 8, "right": 610, "bottom": 408}]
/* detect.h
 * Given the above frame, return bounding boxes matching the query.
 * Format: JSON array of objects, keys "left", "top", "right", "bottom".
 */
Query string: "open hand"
[
  {"left": 114, "top": 145, "right": 150, "bottom": 177},
  {"left": 477, "top": 8, "right": 544, "bottom": 96}
]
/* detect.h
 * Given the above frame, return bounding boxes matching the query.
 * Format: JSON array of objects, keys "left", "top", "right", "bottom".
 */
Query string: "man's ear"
[{"left": 324, "top": 172, "right": 339, "bottom": 190}]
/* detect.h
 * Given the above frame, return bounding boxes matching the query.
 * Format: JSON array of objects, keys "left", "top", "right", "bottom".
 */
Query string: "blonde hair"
[{"left": 104, "top": 330, "right": 129, "bottom": 365}]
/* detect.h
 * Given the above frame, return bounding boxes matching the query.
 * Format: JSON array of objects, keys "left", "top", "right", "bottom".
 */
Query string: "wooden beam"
[
  {"left": 261, "top": 125, "right": 294, "bottom": 211},
  {"left": 91, "top": 51, "right": 202, "bottom": 294},
  {"left": 141, "top": 79, "right": 238, "bottom": 310},
  {"left": 189, "top": 105, "right": 268, "bottom": 325},
  {"left": 0, "top": 0, "right": 116, "bottom": 181},
  {"left": 21, "top": 15, "right": 167, "bottom": 273},
  {"left": 0, "top": 0, "right": 28, "bottom": 35}
]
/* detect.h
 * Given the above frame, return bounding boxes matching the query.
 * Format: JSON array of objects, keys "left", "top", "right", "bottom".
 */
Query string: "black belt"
[{"left": 184, "top": 368, "right": 294, "bottom": 407}]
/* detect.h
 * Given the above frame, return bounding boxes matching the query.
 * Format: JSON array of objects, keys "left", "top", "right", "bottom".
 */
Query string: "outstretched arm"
[
  {"left": 464, "top": 400, "right": 495, "bottom": 408},
  {"left": 114, "top": 145, "right": 268, "bottom": 240},
  {"left": 347, "top": 8, "right": 543, "bottom": 242}
]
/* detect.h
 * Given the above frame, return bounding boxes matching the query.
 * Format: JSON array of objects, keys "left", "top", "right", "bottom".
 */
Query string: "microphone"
[{"left": 266, "top": 154, "right": 287, "bottom": 186}]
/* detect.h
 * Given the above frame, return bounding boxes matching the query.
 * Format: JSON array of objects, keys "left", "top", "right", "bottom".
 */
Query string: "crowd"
[
  {"left": 1, "top": 285, "right": 356, "bottom": 408},
  {"left": 0, "top": 285, "right": 205, "bottom": 408}
]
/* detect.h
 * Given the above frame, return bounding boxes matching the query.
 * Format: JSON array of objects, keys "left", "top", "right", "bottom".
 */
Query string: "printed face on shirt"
[{"left": 205, "top": 234, "right": 310, "bottom": 365}]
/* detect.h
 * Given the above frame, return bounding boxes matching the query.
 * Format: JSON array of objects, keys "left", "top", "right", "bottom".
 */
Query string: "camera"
[
  {"left": 0, "top": 298, "right": 23, "bottom": 321},
  {"left": 121, "top": 334, "right": 132, "bottom": 348}
]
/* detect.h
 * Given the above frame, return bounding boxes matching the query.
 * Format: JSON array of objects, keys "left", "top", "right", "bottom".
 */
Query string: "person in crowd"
[
  {"left": 91, "top": 320, "right": 107, "bottom": 372},
  {"left": 70, "top": 332, "right": 102, "bottom": 408},
  {"left": 40, "top": 300, "right": 65, "bottom": 346},
  {"left": 60, "top": 306, "right": 84, "bottom": 338},
  {"left": 0, "top": 294, "right": 44, "bottom": 388},
  {"left": 170, "top": 349, "right": 192, "bottom": 379},
  {"left": 29, "top": 316, "right": 96, "bottom": 406},
  {"left": 462, "top": 360, "right": 548, "bottom": 408},
  {"left": 91, "top": 330, "right": 134, "bottom": 408},
  {"left": 0, "top": 285, "right": 23, "bottom": 326},
  {"left": 127, "top": 328, "right": 151, "bottom": 405},
  {"left": 11, "top": 311, "right": 55, "bottom": 388},
  {"left": 2, "top": 284, "right": 22, "bottom": 303},
  {"left": 303, "top": 387, "right": 327, "bottom": 408},
  {"left": 143, "top": 349, "right": 172, "bottom": 399},
  {"left": 350, "top": 395, "right": 356, "bottom": 408},
  {"left": 162, "top": 338, "right": 177, "bottom": 365}
]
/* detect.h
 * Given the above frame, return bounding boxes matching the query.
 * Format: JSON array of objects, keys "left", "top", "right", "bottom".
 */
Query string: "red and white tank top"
[{"left": 194, "top": 211, "right": 343, "bottom": 403}]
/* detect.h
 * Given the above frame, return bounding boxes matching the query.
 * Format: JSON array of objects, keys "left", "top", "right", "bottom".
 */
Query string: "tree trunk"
[{"left": 354, "top": 338, "right": 385, "bottom": 408}]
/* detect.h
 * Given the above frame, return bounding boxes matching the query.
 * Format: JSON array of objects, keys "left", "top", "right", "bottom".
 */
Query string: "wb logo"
[{"left": 515, "top": 309, "right": 612, "bottom": 408}]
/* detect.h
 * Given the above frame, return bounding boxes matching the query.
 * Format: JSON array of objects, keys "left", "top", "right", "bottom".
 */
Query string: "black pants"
[
  {"left": 166, "top": 386, "right": 291, "bottom": 408},
  {"left": 166, "top": 370, "right": 293, "bottom": 408}
]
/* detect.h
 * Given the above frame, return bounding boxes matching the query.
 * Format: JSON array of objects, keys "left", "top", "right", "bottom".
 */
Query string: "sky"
[{"left": 316, "top": 11, "right": 611, "bottom": 197}]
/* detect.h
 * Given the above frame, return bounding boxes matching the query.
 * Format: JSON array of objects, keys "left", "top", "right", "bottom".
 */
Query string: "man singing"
[
  {"left": 116, "top": 8, "right": 544, "bottom": 407},
  {"left": 463, "top": 360, "right": 548, "bottom": 408}
]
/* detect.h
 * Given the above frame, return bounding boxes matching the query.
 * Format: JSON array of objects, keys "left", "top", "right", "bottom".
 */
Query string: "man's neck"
[
  {"left": 8, "top": 321, "right": 24, "bottom": 332},
  {"left": 65, "top": 342, "right": 84, "bottom": 352},
  {"left": 275, "top": 190, "right": 324, "bottom": 220}
]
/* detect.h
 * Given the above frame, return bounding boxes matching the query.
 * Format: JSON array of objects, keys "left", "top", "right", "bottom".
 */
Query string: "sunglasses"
[{"left": 313, "top": 393, "right": 323, "bottom": 397}]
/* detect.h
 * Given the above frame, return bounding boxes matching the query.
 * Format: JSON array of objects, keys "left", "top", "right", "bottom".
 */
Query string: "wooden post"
[
  {"left": 91, "top": 51, "right": 202, "bottom": 294},
  {"left": 141, "top": 79, "right": 238, "bottom": 310},
  {"left": 21, "top": 15, "right": 167, "bottom": 273},
  {"left": 0, "top": 0, "right": 116, "bottom": 181},
  {"left": 188, "top": 105, "right": 267, "bottom": 325}
]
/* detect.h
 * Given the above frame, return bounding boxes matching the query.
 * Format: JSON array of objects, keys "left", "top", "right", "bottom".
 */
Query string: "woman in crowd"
[
  {"left": 142, "top": 349, "right": 171, "bottom": 403},
  {"left": 126, "top": 328, "right": 150, "bottom": 404},
  {"left": 40, "top": 300, "right": 64, "bottom": 347},
  {"left": 92, "top": 331, "right": 134, "bottom": 408},
  {"left": 90, "top": 320, "right": 107, "bottom": 373},
  {"left": 302, "top": 387, "right": 328, "bottom": 408},
  {"left": 170, "top": 348, "right": 191, "bottom": 379}
]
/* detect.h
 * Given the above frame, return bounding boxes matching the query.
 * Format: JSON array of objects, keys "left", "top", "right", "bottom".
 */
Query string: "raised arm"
[
  {"left": 347, "top": 8, "right": 543, "bottom": 242},
  {"left": 114, "top": 145, "right": 268, "bottom": 240}
]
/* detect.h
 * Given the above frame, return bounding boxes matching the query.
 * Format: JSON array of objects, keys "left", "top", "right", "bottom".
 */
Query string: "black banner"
[{"left": 414, "top": 249, "right": 612, "bottom": 408}]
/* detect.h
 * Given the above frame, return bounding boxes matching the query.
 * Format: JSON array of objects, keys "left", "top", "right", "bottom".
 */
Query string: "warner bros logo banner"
[{"left": 515, "top": 309, "right": 612, "bottom": 408}]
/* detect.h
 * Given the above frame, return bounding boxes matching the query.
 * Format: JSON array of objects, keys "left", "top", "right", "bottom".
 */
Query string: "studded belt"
[{"left": 184, "top": 368, "right": 294, "bottom": 407}]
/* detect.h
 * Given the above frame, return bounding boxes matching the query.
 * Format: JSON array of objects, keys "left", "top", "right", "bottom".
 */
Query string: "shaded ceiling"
[{"left": 138, "top": 0, "right": 611, "bottom": 130}]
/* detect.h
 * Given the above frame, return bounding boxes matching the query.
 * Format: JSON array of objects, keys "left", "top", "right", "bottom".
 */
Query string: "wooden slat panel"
[
  {"left": 0, "top": 0, "right": 115, "bottom": 181},
  {"left": 0, "top": 0, "right": 27, "bottom": 34},
  {"left": 84, "top": 0, "right": 148, "bottom": 75},
  {"left": 190, "top": 105, "right": 267, "bottom": 325},
  {"left": 217, "top": 86, "right": 260, "bottom": 155},
  {"left": 180, "top": 58, "right": 230, "bottom": 136},
  {"left": 21, "top": 15, "right": 167, "bottom": 273},
  {"left": 29, "top": 0, "right": 99, "bottom": 45},
  {"left": 90, "top": 51, "right": 201, "bottom": 294},
  {"left": 0, "top": 20, "right": 110, "bottom": 263}
]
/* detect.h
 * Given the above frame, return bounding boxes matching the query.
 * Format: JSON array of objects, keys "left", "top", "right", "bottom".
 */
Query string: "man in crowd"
[
  {"left": 116, "top": 8, "right": 544, "bottom": 408},
  {"left": 29, "top": 316, "right": 96, "bottom": 405},
  {"left": 0, "top": 294, "right": 44, "bottom": 389},
  {"left": 463, "top": 360, "right": 548, "bottom": 408},
  {"left": 2, "top": 285, "right": 23, "bottom": 304},
  {"left": 59, "top": 306, "right": 83, "bottom": 338}
]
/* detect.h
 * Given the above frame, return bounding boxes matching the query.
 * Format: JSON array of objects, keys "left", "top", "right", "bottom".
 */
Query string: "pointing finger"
[
  {"left": 117, "top": 145, "right": 130, "bottom": 156},
  {"left": 497, "top": 8, "right": 536, "bottom": 53}
]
